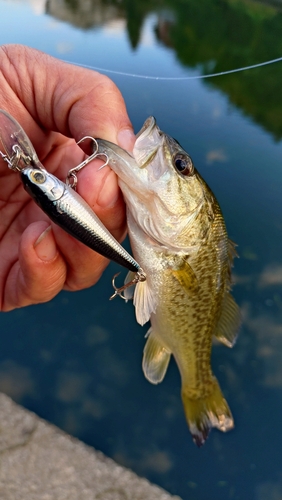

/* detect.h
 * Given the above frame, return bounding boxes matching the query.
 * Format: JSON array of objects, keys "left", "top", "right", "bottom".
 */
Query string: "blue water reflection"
[{"left": 1, "top": 1, "right": 282, "bottom": 499}]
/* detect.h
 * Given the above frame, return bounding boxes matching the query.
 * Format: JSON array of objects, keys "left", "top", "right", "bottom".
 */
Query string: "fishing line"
[{"left": 63, "top": 56, "right": 282, "bottom": 80}]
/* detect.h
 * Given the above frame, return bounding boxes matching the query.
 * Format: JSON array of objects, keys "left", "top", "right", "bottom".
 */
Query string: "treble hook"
[
  {"left": 66, "top": 136, "right": 109, "bottom": 189},
  {"left": 1, "top": 144, "right": 20, "bottom": 171},
  {"left": 110, "top": 268, "right": 147, "bottom": 300}
]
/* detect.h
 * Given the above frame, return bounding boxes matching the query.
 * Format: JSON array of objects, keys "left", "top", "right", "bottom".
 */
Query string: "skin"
[{"left": 0, "top": 44, "right": 136, "bottom": 311}]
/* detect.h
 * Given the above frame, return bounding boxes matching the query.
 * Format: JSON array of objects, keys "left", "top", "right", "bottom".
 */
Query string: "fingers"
[
  {"left": 3, "top": 210, "right": 121, "bottom": 311},
  {"left": 2, "top": 222, "right": 67, "bottom": 311},
  {"left": 14, "top": 159, "right": 126, "bottom": 301},
  {"left": 75, "top": 157, "right": 126, "bottom": 238},
  {"left": 0, "top": 45, "right": 136, "bottom": 156},
  {"left": 50, "top": 228, "right": 111, "bottom": 293},
  {"left": 0, "top": 44, "right": 132, "bottom": 310},
  {"left": 66, "top": 76, "right": 136, "bottom": 150},
  {"left": 0, "top": 44, "right": 130, "bottom": 241}
]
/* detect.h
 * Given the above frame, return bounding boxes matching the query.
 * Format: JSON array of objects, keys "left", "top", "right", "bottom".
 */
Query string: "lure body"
[{"left": 21, "top": 168, "right": 141, "bottom": 273}]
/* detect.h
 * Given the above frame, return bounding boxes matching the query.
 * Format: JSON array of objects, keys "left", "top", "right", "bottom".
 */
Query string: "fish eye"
[
  {"left": 173, "top": 153, "right": 194, "bottom": 176},
  {"left": 30, "top": 170, "right": 46, "bottom": 184}
]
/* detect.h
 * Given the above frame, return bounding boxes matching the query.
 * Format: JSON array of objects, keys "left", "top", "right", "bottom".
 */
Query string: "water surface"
[{"left": 0, "top": 1, "right": 282, "bottom": 499}]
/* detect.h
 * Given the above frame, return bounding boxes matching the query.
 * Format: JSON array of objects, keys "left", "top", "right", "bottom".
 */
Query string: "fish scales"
[
  {"left": 97, "top": 116, "right": 241, "bottom": 446},
  {"left": 134, "top": 203, "right": 227, "bottom": 396}
]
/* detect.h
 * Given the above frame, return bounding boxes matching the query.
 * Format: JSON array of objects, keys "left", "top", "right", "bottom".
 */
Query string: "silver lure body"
[{"left": 20, "top": 168, "right": 141, "bottom": 273}]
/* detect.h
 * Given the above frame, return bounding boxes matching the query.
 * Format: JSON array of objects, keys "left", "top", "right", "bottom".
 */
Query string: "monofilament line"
[{"left": 63, "top": 56, "right": 282, "bottom": 81}]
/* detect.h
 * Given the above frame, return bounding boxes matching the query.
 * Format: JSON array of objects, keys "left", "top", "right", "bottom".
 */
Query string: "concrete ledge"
[{"left": 0, "top": 393, "right": 181, "bottom": 500}]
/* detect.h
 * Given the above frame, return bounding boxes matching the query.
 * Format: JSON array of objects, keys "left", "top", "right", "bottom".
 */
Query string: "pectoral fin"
[
  {"left": 142, "top": 328, "right": 171, "bottom": 384},
  {"left": 214, "top": 292, "right": 241, "bottom": 348},
  {"left": 171, "top": 259, "right": 199, "bottom": 295},
  {"left": 123, "top": 271, "right": 136, "bottom": 301},
  {"left": 133, "top": 280, "right": 157, "bottom": 326}
]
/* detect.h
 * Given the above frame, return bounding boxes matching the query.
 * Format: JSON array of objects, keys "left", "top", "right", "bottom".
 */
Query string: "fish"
[
  {"left": 20, "top": 167, "right": 143, "bottom": 274},
  {"left": 97, "top": 116, "right": 241, "bottom": 446}
]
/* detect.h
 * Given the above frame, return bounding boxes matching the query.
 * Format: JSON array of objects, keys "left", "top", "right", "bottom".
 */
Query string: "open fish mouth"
[
  {"left": 136, "top": 116, "right": 157, "bottom": 139},
  {"left": 96, "top": 116, "right": 167, "bottom": 188},
  {"left": 96, "top": 137, "right": 148, "bottom": 196},
  {"left": 134, "top": 117, "right": 165, "bottom": 171}
]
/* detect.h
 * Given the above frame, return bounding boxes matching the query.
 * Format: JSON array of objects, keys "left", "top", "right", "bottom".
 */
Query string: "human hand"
[{"left": 0, "top": 44, "right": 135, "bottom": 311}]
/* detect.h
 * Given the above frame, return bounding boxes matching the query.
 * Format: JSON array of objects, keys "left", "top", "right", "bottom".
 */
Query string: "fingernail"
[
  {"left": 117, "top": 128, "right": 136, "bottom": 152},
  {"left": 34, "top": 226, "right": 57, "bottom": 261}
]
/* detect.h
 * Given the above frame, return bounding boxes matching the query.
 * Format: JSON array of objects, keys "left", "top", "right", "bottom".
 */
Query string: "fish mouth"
[
  {"left": 96, "top": 138, "right": 134, "bottom": 164},
  {"left": 96, "top": 138, "right": 146, "bottom": 192},
  {"left": 136, "top": 116, "right": 157, "bottom": 140},
  {"left": 96, "top": 116, "right": 166, "bottom": 186},
  {"left": 96, "top": 116, "right": 161, "bottom": 172},
  {"left": 133, "top": 116, "right": 165, "bottom": 176}
]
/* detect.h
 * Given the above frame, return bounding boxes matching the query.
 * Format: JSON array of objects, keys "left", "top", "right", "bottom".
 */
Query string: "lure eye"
[
  {"left": 30, "top": 170, "right": 46, "bottom": 184},
  {"left": 173, "top": 153, "right": 194, "bottom": 176}
]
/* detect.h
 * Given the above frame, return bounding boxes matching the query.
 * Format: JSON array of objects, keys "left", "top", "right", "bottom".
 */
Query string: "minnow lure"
[{"left": 0, "top": 109, "right": 145, "bottom": 280}]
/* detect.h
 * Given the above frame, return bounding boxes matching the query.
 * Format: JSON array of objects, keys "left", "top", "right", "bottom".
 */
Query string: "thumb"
[{"left": 67, "top": 75, "right": 136, "bottom": 151}]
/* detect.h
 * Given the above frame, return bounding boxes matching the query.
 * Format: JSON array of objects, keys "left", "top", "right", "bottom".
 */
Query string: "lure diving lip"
[{"left": 0, "top": 109, "right": 40, "bottom": 171}]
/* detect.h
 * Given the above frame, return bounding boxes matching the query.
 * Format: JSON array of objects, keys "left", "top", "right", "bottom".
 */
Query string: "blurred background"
[{"left": 1, "top": 1, "right": 282, "bottom": 499}]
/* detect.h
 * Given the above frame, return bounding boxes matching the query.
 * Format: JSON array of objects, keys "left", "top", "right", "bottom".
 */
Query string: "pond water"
[{"left": 1, "top": 1, "right": 282, "bottom": 499}]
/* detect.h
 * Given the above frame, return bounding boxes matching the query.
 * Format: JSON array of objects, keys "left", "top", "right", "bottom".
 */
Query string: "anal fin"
[{"left": 142, "top": 328, "right": 171, "bottom": 384}]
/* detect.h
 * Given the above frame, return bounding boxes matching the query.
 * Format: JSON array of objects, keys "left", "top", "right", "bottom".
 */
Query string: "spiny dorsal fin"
[
  {"left": 142, "top": 327, "right": 171, "bottom": 384},
  {"left": 214, "top": 292, "right": 241, "bottom": 348},
  {"left": 171, "top": 258, "right": 199, "bottom": 295},
  {"left": 133, "top": 280, "right": 157, "bottom": 326},
  {"left": 228, "top": 239, "right": 238, "bottom": 261}
]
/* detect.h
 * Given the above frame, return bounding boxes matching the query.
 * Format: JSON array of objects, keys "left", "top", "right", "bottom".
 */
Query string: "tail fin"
[{"left": 181, "top": 377, "right": 234, "bottom": 447}]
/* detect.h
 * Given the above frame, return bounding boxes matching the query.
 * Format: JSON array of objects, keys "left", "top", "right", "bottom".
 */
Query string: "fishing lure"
[{"left": 0, "top": 109, "right": 146, "bottom": 285}]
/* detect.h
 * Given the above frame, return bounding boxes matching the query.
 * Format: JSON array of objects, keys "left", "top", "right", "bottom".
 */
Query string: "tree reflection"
[
  {"left": 162, "top": 0, "right": 282, "bottom": 139},
  {"left": 47, "top": 0, "right": 282, "bottom": 139}
]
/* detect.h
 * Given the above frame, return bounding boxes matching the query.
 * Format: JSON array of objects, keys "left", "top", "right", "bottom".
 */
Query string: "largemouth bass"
[{"left": 97, "top": 117, "right": 241, "bottom": 446}]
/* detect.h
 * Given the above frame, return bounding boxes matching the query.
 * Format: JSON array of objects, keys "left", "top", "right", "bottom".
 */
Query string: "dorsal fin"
[
  {"left": 214, "top": 292, "right": 241, "bottom": 348},
  {"left": 227, "top": 239, "right": 239, "bottom": 288},
  {"left": 142, "top": 327, "right": 171, "bottom": 384}
]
